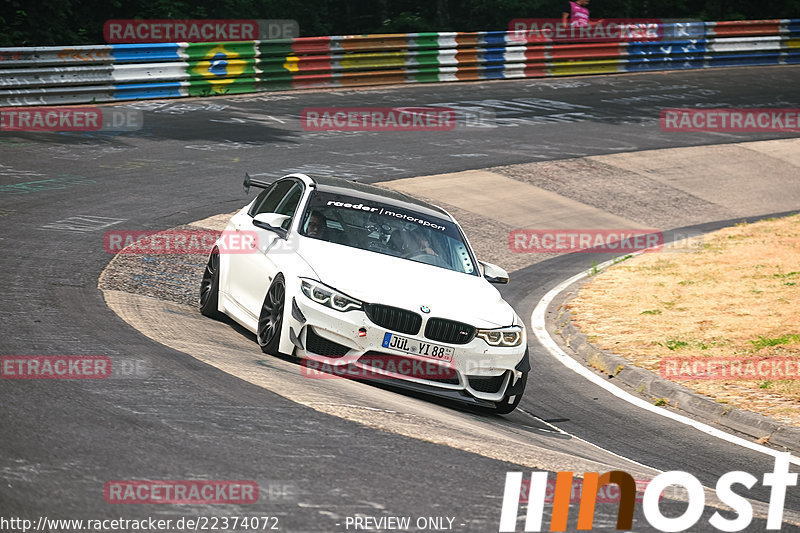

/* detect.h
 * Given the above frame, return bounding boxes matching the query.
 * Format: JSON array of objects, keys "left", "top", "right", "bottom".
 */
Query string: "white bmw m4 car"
[{"left": 200, "top": 173, "right": 529, "bottom": 413}]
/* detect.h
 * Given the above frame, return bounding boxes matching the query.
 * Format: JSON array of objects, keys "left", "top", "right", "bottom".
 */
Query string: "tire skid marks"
[{"left": 40, "top": 215, "right": 126, "bottom": 233}]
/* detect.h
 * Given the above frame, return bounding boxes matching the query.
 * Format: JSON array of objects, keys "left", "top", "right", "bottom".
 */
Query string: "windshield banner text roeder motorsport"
[{"left": 306, "top": 191, "right": 458, "bottom": 237}]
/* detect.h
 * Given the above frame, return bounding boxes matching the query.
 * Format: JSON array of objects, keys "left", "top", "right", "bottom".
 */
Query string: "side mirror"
[
  {"left": 479, "top": 260, "right": 509, "bottom": 284},
  {"left": 253, "top": 213, "right": 290, "bottom": 236}
]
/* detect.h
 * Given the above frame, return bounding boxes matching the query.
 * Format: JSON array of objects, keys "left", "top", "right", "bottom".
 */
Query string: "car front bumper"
[{"left": 286, "top": 295, "right": 528, "bottom": 403}]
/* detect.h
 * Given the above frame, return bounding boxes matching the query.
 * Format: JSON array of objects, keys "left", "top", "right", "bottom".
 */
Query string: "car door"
[{"left": 228, "top": 178, "right": 305, "bottom": 318}]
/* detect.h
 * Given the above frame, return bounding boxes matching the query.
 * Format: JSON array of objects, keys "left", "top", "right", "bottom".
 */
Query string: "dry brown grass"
[{"left": 568, "top": 214, "right": 800, "bottom": 426}]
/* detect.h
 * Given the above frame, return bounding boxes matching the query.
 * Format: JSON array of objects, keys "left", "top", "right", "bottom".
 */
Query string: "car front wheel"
[
  {"left": 257, "top": 274, "right": 286, "bottom": 355},
  {"left": 199, "top": 249, "right": 223, "bottom": 320}
]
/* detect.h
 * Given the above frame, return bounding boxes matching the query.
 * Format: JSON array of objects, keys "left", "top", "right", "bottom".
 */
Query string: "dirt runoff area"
[{"left": 567, "top": 213, "right": 800, "bottom": 427}]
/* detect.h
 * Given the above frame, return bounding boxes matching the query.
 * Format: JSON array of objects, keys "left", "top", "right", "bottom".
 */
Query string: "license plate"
[{"left": 381, "top": 333, "right": 454, "bottom": 362}]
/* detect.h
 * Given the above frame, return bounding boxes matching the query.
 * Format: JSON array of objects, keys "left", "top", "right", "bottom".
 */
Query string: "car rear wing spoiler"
[{"left": 243, "top": 173, "right": 273, "bottom": 194}]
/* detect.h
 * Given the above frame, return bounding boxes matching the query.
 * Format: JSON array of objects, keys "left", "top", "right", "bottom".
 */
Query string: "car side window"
[
  {"left": 276, "top": 183, "right": 303, "bottom": 217},
  {"left": 274, "top": 183, "right": 304, "bottom": 229},
  {"left": 247, "top": 188, "right": 271, "bottom": 217},
  {"left": 249, "top": 180, "right": 294, "bottom": 217}
]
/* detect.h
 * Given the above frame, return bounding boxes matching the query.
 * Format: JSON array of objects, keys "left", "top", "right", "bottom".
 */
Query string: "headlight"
[
  {"left": 476, "top": 325, "right": 524, "bottom": 347},
  {"left": 300, "top": 279, "right": 363, "bottom": 312}
]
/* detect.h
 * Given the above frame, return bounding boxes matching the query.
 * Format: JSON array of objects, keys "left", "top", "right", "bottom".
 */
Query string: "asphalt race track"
[{"left": 2, "top": 66, "right": 800, "bottom": 532}]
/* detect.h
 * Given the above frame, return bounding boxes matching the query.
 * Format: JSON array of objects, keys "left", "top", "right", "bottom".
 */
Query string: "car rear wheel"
[
  {"left": 199, "top": 249, "right": 223, "bottom": 319},
  {"left": 493, "top": 371, "right": 527, "bottom": 414},
  {"left": 258, "top": 274, "right": 286, "bottom": 355}
]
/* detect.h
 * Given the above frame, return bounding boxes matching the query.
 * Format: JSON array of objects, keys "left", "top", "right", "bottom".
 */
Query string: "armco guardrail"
[{"left": 1, "top": 19, "right": 798, "bottom": 106}]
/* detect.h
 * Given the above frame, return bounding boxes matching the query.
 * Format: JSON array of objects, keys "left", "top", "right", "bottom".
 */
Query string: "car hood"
[{"left": 296, "top": 238, "right": 516, "bottom": 328}]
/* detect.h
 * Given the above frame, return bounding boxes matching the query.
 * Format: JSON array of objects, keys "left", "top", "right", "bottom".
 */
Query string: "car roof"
[{"left": 307, "top": 175, "right": 452, "bottom": 220}]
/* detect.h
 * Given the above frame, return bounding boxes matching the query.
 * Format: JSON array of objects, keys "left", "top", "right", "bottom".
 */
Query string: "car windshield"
[{"left": 300, "top": 190, "right": 477, "bottom": 275}]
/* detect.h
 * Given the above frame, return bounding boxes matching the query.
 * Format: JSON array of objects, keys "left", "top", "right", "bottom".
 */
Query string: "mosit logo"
[{"left": 499, "top": 453, "right": 797, "bottom": 532}]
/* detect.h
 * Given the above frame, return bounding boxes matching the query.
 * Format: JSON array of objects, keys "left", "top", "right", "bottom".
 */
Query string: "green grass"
[
  {"left": 701, "top": 242, "right": 725, "bottom": 253},
  {"left": 643, "top": 259, "right": 677, "bottom": 272},
  {"left": 659, "top": 299, "right": 679, "bottom": 310},
  {"left": 749, "top": 334, "right": 800, "bottom": 350},
  {"left": 664, "top": 339, "right": 690, "bottom": 350}
]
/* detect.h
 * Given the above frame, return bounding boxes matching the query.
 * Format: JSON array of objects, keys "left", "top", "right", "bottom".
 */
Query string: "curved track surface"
[{"left": 2, "top": 66, "right": 800, "bottom": 532}]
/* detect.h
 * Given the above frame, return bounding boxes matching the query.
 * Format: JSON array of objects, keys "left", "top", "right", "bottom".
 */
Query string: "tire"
[
  {"left": 257, "top": 274, "right": 286, "bottom": 355},
  {"left": 493, "top": 371, "right": 528, "bottom": 414},
  {"left": 199, "top": 249, "right": 224, "bottom": 320}
]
